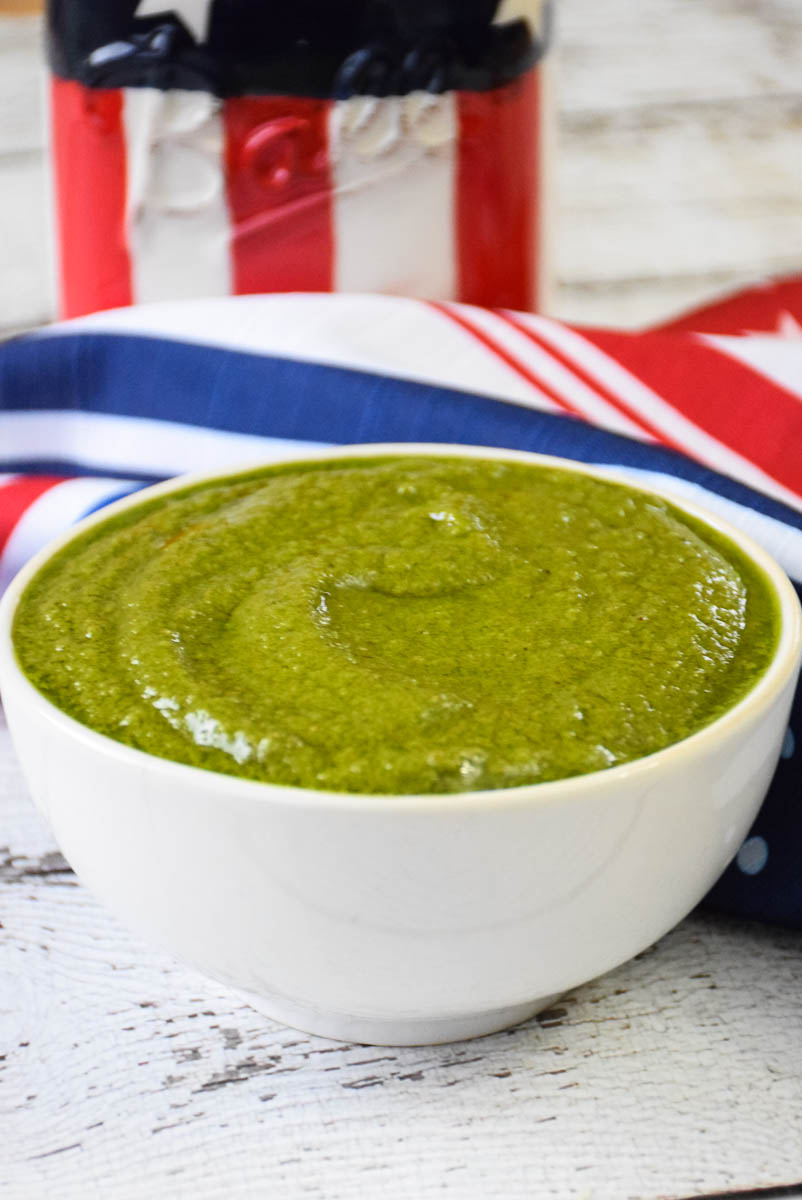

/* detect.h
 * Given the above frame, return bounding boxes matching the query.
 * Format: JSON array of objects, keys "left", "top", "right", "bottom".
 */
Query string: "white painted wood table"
[{"left": 2, "top": 3, "right": 802, "bottom": 1198}]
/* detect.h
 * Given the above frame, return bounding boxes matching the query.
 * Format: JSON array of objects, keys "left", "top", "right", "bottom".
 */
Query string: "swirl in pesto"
[{"left": 12, "top": 456, "right": 779, "bottom": 793}]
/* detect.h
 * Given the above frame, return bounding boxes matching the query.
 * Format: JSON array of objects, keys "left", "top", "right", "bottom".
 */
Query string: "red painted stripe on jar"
[
  {"left": 223, "top": 96, "right": 335, "bottom": 295},
  {"left": 50, "top": 78, "right": 133, "bottom": 319},
  {"left": 455, "top": 69, "right": 541, "bottom": 312}
]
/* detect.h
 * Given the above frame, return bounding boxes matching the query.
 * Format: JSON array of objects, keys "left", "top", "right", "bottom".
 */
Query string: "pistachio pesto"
[{"left": 13, "top": 456, "right": 779, "bottom": 794}]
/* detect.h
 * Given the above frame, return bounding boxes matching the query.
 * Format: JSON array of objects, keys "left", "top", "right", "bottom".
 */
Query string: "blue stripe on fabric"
[
  {"left": 3, "top": 331, "right": 802, "bottom": 531},
  {"left": 0, "top": 459, "right": 167, "bottom": 484},
  {"left": 79, "top": 482, "right": 149, "bottom": 519}
]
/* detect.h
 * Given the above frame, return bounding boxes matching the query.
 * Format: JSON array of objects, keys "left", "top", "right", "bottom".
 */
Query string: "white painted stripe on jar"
[
  {"left": 123, "top": 88, "right": 232, "bottom": 305},
  {"left": 329, "top": 92, "right": 457, "bottom": 300}
]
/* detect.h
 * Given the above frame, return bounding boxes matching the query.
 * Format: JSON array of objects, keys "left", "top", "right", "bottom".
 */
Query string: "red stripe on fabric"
[
  {"left": 581, "top": 329, "right": 802, "bottom": 495},
  {"left": 223, "top": 96, "right": 334, "bottom": 294},
  {"left": 656, "top": 277, "right": 802, "bottom": 335},
  {"left": 428, "top": 302, "right": 585, "bottom": 419},
  {"left": 498, "top": 311, "right": 679, "bottom": 449},
  {"left": 0, "top": 477, "right": 66, "bottom": 557},
  {"left": 456, "top": 70, "right": 540, "bottom": 311},
  {"left": 50, "top": 78, "right": 132, "bottom": 319}
]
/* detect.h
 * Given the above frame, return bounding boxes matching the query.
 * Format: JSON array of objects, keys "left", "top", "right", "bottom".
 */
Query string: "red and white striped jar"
[{"left": 48, "top": 1, "right": 553, "bottom": 318}]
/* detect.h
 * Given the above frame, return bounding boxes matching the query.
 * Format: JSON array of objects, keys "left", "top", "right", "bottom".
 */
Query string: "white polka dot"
[
  {"left": 736, "top": 836, "right": 769, "bottom": 876},
  {"left": 781, "top": 727, "right": 795, "bottom": 759}
]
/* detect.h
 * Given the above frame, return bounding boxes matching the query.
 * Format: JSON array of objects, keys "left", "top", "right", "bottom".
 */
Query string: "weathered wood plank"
[
  {"left": 0, "top": 13, "right": 44, "bottom": 155},
  {"left": 552, "top": 0, "right": 802, "bottom": 324},
  {"left": 557, "top": 0, "right": 802, "bottom": 113},
  {"left": 553, "top": 95, "right": 802, "bottom": 326},
  {"left": 0, "top": 152, "right": 53, "bottom": 332}
]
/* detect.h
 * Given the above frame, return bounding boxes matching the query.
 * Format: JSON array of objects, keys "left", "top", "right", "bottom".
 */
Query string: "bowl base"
[{"left": 233, "top": 986, "right": 564, "bottom": 1046}]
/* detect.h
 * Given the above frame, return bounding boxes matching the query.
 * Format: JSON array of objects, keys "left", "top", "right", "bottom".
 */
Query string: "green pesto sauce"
[{"left": 13, "top": 456, "right": 780, "bottom": 794}]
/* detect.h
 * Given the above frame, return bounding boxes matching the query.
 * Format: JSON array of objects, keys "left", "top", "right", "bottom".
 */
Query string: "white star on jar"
[
  {"left": 494, "top": 0, "right": 549, "bottom": 37},
  {"left": 133, "top": 0, "right": 214, "bottom": 43}
]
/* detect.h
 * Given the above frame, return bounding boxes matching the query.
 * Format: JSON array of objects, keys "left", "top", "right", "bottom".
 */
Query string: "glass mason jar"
[{"left": 47, "top": 1, "right": 553, "bottom": 317}]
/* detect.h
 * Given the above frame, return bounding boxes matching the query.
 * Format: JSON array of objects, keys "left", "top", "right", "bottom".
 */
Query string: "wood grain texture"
[
  {"left": 2, "top": 707, "right": 802, "bottom": 1200},
  {"left": 552, "top": 0, "right": 802, "bottom": 326},
  {"left": 0, "top": 14, "right": 52, "bottom": 333}
]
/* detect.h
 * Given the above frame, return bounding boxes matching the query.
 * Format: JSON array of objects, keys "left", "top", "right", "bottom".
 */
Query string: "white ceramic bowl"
[{"left": 1, "top": 444, "right": 800, "bottom": 1045}]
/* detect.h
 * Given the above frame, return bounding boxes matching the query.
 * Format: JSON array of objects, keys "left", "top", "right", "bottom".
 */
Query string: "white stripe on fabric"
[
  {"left": 46, "top": 294, "right": 561, "bottom": 410},
  {"left": 449, "top": 306, "right": 652, "bottom": 438},
  {"left": 0, "top": 411, "right": 328, "bottom": 479},
  {"left": 330, "top": 94, "right": 456, "bottom": 300},
  {"left": 0, "top": 477, "right": 138, "bottom": 593},
  {"left": 523, "top": 316, "right": 802, "bottom": 512},
  {"left": 593, "top": 464, "right": 802, "bottom": 583},
  {"left": 0, "top": 474, "right": 19, "bottom": 488},
  {"left": 36, "top": 294, "right": 802, "bottom": 511},
  {"left": 700, "top": 335, "right": 802, "bottom": 403},
  {"left": 123, "top": 89, "right": 232, "bottom": 305}
]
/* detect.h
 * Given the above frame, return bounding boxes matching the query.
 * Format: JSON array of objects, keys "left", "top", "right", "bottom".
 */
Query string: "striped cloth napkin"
[{"left": 2, "top": 279, "right": 802, "bottom": 927}]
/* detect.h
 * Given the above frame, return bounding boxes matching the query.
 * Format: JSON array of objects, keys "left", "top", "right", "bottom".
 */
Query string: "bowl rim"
[{"left": 1, "top": 441, "right": 800, "bottom": 814}]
